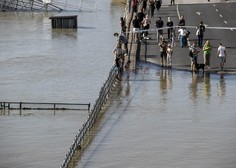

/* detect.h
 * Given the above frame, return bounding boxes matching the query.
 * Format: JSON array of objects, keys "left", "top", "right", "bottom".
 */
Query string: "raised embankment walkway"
[{"left": 124, "top": 0, "right": 236, "bottom": 75}]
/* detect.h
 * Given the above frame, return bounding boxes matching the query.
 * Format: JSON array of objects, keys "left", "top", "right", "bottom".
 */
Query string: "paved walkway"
[{"left": 125, "top": 0, "right": 236, "bottom": 75}]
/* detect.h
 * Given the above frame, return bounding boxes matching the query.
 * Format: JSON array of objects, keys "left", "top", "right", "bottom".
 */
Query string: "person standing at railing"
[
  {"left": 120, "top": 17, "right": 126, "bottom": 35},
  {"left": 113, "top": 42, "right": 124, "bottom": 80},
  {"left": 132, "top": 15, "right": 141, "bottom": 42},
  {"left": 114, "top": 32, "right": 128, "bottom": 54}
]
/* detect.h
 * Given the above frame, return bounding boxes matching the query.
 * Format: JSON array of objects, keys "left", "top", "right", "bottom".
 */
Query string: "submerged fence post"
[{"left": 19, "top": 102, "right": 22, "bottom": 110}]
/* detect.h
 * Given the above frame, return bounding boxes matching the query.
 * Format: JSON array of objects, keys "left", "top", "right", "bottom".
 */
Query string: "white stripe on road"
[{"left": 176, "top": 3, "right": 181, "bottom": 19}]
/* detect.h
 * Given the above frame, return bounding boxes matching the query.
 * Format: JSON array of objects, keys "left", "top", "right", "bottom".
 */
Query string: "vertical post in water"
[
  {"left": 79, "top": 0, "right": 83, "bottom": 10},
  {"left": 94, "top": 2, "right": 97, "bottom": 12},
  {"left": 20, "top": 102, "right": 22, "bottom": 110},
  {"left": 30, "top": 0, "right": 34, "bottom": 11},
  {"left": 15, "top": 0, "right": 19, "bottom": 10},
  {"left": 19, "top": 102, "right": 22, "bottom": 115},
  {"left": 64, "top": 0, "right": 68, "bottom": 10}
]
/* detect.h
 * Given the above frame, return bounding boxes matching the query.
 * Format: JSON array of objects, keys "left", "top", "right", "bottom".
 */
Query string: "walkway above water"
[{"left": 125, "top": 0, "right": 236, "bottom": 75}]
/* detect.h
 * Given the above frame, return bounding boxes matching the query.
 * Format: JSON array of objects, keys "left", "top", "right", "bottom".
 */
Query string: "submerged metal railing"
[
  {"left": 0, "top": 102, "right": 90, "bottom": 112},
  {"left": 60, "top": 65, "right": 118, "bottom": 168}
]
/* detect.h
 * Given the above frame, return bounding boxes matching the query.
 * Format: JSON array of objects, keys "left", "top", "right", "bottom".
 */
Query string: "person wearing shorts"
[{"left": 217, "top": 43, "right": 226, "bottom": 70}]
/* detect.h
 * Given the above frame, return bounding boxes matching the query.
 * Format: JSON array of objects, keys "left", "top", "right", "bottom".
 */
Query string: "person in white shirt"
[
  {"left": 217, "top": 43, "right": 226, "bottom": 70},
  {"left": 142, "top": 14, "right": 151, "bottom": 38},
  {"left": 178, "top": 27, "right": 187, "bottom": 47}
]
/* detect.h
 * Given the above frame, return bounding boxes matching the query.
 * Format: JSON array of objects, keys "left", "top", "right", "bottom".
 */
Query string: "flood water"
[
  {"left": 1, "top": 0, "right": 236, "bottom": 168},
  {"left": 76, "top": 64, "right": 236, "bottom": 168},
  {"left": 0, "top": 0, "right": 126, "bottom": 167}
]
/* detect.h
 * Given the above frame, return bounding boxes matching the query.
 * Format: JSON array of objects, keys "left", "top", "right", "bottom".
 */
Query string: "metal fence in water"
[
  {"left": 0, "top": 102, "right": 90, "bottom": 113},
  {"left": 60, "top": 65, "right": 118, "bottom": 168}
]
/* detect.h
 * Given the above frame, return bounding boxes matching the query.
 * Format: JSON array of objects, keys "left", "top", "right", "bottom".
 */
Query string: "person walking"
[
  {"left": 203, "top": 40, "right": 212, "bottom": 69},
  {"left": 148, "top": 0, "right": 155, "bottom": 18},
  {"left": 166, "top": 17, "right": 173, "bottom": 41},
  {"left": 170, "top": 0, "right": 175, "bottom": 5},
  {"left": 217, "top": 43, "right": 226, "bottom": 70},
  {"left": 141, "top": 0, "right": 147, "bottom": 12},
  {"left": 196, "top": 21, "right": 205, "bottom": 47},
  {"left": 132, "top": 0, "right": 138, "bottom": 13},
  {"left": 155, "top": 0, "right": 162, "bottom": 11}
]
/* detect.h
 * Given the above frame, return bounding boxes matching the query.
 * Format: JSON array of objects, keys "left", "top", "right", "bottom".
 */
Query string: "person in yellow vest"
[{"left": 203, "top": 40, "right": 212, "bottom": 69}]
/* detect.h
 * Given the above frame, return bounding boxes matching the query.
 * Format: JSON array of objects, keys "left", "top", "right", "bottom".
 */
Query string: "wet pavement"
[
  {"left": 126, "top": 0, "right": 236, "bottom": 75},
  {"left": 75, "top": 1, "right": 236, "bottom": 168}
]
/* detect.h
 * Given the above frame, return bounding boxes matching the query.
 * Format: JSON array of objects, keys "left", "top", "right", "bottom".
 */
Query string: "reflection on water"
[
  {"left": 159, "top": 68, "right": 173, "bottom": 93},
  {"left": 1, "top": 1, "right": 236, "bottom": 168},
  {"left": 0, "top": 0, "right": 126, "bottom": 167},
  {"left": 189, "top": 72, "right": 227, "bottom": 105},
  {"left": 203, "top": 72, "right": 211, "bottom": 102},
  {"left": 217, "top": 74, "right": 226, "bottom": 101},
  {"left": 189, "top": 72, "right": 213, "bottom": 104},
  {"left": 76, "top": 64, "right": 236, "bottom": 168}
]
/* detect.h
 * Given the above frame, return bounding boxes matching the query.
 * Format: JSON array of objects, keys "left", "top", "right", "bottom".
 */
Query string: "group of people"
[
  {"left": 189, "top": 40, "right": 227, "bottom": 72},
  {"left": 113, "top": 17, "right": 131, "bottom": 80},
  {"left": 114, "top": 0, "right": 228, "bottom": 80}
]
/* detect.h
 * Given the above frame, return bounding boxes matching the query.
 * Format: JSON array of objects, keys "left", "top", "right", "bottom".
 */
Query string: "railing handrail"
[
  {"left": 60, "top": 65, "right": 118, "bottom": 168},
  {"left": 0, "top": 101, "right": 90, "bottom": 111}
]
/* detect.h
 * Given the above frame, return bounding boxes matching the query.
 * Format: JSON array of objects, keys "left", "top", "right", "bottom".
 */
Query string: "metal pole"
[
  {"left": 79, "top": 0, "right": 83, "bottom": 10},
  {"left": 64, "top": 0, "right": 68, "bottom": 10},
  {"left": 145, "top": 39, "right": 147, "bottom": 61}
]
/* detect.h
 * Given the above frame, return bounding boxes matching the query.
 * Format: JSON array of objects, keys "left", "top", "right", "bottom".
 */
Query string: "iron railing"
[
  {"left": 0, "top": 101, "right": 90, "bottom": 112},
  {"left": 60, "top": 65, "right": 118, "bottom": 168}
]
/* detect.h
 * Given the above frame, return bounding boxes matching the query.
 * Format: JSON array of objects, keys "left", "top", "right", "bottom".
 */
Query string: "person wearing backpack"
[{"left": 196, "top": 21, "right": 205, "bottom": 48}]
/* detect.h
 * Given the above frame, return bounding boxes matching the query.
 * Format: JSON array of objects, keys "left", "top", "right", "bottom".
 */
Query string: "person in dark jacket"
[
  {"left": 178, "top": 15, "right": 185, "bottom": 27},
  {"left": 155, "top": 17, "right": 164, "bottom": 44},
  {"left": 197, "top": 21, "right": 205, "bottom": 48},
  {"left": 155, "top": 0, "right": 162, "bottom": 11}
]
